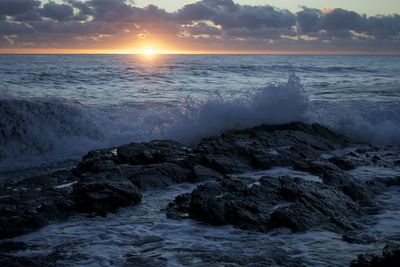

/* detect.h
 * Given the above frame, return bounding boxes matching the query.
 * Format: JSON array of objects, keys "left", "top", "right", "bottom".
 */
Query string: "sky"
[
  {"left": 0, "top": 0, "right": 400, "bottom": 54},
  {"left": 135, "top": 0, "right": 400, "bottom": 15}
]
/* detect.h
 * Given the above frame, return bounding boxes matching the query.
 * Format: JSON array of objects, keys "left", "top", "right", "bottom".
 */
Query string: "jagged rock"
[
  {"left": 0, "top": 122, "right": 398, "bottom": 244},
  {"left": 119, "top": 162, "right": 193, "bottom": 190},
  {"left": 350, "top": 242, "right": 400, "bottom": 267},
  {"left": 168, "top": 176, "right": 363, "bottom": 233},
  {"left": 293, "top": 160, "right": 386, "bottom": 204},
  {"left": 116, "top": 140, "right": 191, "bottom": 166},
  {"left": 0, "top": 171, "right": 76, "bottom": 239},
  {"left": 193, "top": 122, "right": 348, "bottom": 173},
  {"left": 72, "top": 174, "right": 142, "bottom": 214},
  {"left": 328, "top": 156, "right": 356, "bottom": 170}
]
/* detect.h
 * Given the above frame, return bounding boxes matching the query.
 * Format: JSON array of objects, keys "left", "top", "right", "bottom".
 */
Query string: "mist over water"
[{"left": 0, "top": 54, "right": 399, "bottom": 171}]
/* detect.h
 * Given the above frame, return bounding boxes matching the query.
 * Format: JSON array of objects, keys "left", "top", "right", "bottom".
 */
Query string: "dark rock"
[
  {"left": 0, "top": 122, "right": 397, "bottom": 245},
  {"left": 192, "top": 165, "right": 225, "bottom": 181},
  {"left": 0, "top": 171, "right": 77, "bottom": 239},
  {"left": 193, "top": 122, "right": 348, "bottom": 173},
  {"left": 372, "top": 155, "right": 381, "bottom": 163},
  {"left": 0, "top": 242, "right": 28, "bottom": 253},
  {"left": 120, "top": 162, "right": 193, "bottom": 190},
  {"left": 116, "top": 140, "right": 191, "bottom": 166},
  {"left": 168, "top": 176, "right": 363, "bottom": 233},
  {"left": 0, "top": 254, "right": 55, "bottom": 267},
  {"left": 72, "top": 174, "right": 142, "bottom": 214},
  {"left": 124, "top": 254, "right": 167, "bottom": 267},
  {"left": 350, "top": 242, "right": 400, "bottom": 267},
  {"left": 328, "top": 156, "right": 355, "bottom": 170},
  {"left": 293, "top": 160, "right": 385, "bottom": 204}
]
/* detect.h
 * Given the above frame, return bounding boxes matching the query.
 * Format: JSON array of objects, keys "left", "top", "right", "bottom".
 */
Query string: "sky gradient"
[{"left": 1, "top": 0, "right": 399, "bottom": 54}]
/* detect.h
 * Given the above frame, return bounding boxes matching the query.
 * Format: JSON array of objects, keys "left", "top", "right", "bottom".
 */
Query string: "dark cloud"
[
  {"left": 0, "top": 0, "right": 399, "bottom": 53},
  {"left": 182, "top": 22, "right": 221, "bottom": 36},
  {"left": 324, "top": 8, "right": 365, "bottom": 31},
  {"left": 0, "top": 0, "right": 40, "bottom": 16},
  {"left": 296, "top": 7, "right": 322, "bottom": 33},
  {"left": 176, "top": 0, "right": 295, "bottom": 29},
  {"left": 40, "top": 2, "right": 74, "bottom": 21}
]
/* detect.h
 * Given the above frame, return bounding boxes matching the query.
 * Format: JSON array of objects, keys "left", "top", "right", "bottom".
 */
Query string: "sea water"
[
  {"left": 1, "top": 54, "right": 399, "bottom": 172},
  {"left": 1, "top": 54, "right": 400, "bottom": 266}
]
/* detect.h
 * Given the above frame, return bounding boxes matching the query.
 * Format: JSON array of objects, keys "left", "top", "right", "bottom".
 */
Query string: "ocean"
[
  {"left": 1, "top": 54, "right": 399, "bottom": 174},
  {"left": 1, "top": 54, "right": 400, "bottom": 266}
]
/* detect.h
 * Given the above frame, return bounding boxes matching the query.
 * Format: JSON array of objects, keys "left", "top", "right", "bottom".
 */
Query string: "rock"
[
  {"left": 168, "top": 176, "right": 363, "bottom": 233},
  {"left": 372, "top": 155, "right": 381, "bottom": 163},
  {"left": 350, "top": 242, "right": 400, "bottom": 267},
  {"left": 0, "top": 121, "right": 398, "bottom": 244},
  {"left": 116, "top": 140, "right": 191, "bottom": 166},
  {"left": 0, "top": 171, "right": 76, "bottom": 239},
  {"left": 0, "top": 241, "right": 28, "bottom": 253},
  {"left": 0, "top": 254, "right": 55, "bottom": 267},
  {"left": 123, "top": 254, "right": 167, "bottom": 267},
  {"left": 293, "top": 160, "right": 385, "bottom": 204},
  {"left": 72, "top": 174, "right": 142, "bottom": 214},
  {"left": 193, "top": 122, "right": 348, "bottom": 173},
  {"left": 328, "top": 156, "right": 356, "bottom": 170},
  {"left": 120, "top": 162, "right": 193, "bottom": 190},
  {"left": 192, "top": 165, "right": 225, "bottom": 181}
]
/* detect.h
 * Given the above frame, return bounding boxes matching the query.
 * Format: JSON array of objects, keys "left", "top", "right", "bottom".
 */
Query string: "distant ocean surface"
[{"left": 0, "top": 54, "right": 399, "bottom": 173}]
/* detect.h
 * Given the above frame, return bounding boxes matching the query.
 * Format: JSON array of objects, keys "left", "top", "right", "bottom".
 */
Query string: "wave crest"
[{"left": 1, "top": 74, "right": 399, "bottom": 170}]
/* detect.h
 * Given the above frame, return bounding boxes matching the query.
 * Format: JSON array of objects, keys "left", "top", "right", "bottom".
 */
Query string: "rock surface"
[
  {"left": 167, "top": 175, "right": 365, "bottom": 233},
  {"left": 0, "top": 122, "right": 353, "bottom": 239},
  {"left": 1, "top": 122, "right": 400, "bottom": 266},
  {"left": 351, "top": 242, "right": 400, "bottom": 267}
]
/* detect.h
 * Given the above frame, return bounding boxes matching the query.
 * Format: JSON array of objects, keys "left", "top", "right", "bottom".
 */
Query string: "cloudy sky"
[{"left": 1, "top": 0, "right": 399, "bottom": 54}]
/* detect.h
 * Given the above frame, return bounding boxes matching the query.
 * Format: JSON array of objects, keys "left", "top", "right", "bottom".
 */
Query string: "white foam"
[
  {"left": 54, "top": 181, "right": 77, "bottom": 189},
  {"left": 9, "top": 183, "right": 387, "bottom": 267},
  {"left": 347, "top": 166, "right": 400, "bottom": 181},
  {"left": 1, "top": 74, "right": 400, "bottom": 173}
]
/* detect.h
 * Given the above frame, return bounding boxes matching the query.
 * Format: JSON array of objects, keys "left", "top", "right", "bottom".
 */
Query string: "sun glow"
[{"left": 143, "top": 48, "right": 155, "bottom": 56}]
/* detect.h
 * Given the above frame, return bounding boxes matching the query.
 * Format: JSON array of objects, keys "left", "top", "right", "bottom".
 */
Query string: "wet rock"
[
  {"left": 120, "top": 162, "right": 193, "bottom": 190},
  {"left": 116, "top": 140, "right": 191, "bottom": 166},
  {"left": 293, "top": 160, "right": 386, "bottom": 204},
  {"left": 0, "top": 171, "right": 76, "bottom": 239},
  {"left": 193, "top": 122, "right": 348, "bottom": 173},
  {"left": 192, "top": 165, "right": 225, "bottom": 181},
  {"left": 168, "top": 176, "right": 363, "bottom": 233},
  {"left": 371, "top": 155, "right": 382, "bottom": 163},
  {"left": 0, "top": 254, "right": 55, "bottom": 267},
  {"left": 72, "top": 174, "right": 142, "bottom": 214},
  {"left": 0, "top": 241, "right": 28, "bottom": 253},
  {"left": 124, "top": 254, "right": 167, "bottom": 267},
  {"left": 0, "top": 121, "right": 398, "bottom": 244},
  {"left": 350, "top": 242, "right": 400, "bottom": 267},
  {"left": 328, "top": 156, "right": 356, "bottom": 170}
]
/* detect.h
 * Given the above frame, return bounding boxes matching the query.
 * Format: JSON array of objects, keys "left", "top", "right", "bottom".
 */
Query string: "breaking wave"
[{"left": 0, "top": 74, "right": 399, "bottom": 170}]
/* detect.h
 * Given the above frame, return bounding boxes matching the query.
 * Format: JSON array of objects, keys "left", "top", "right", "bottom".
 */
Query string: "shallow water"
[{"left": 7, "top": 171, "right": 400, "bottom": 267}]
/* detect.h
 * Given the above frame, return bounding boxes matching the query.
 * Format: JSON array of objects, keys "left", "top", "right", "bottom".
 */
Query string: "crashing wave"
[{"left": 0, "top": 74, "right": 399, "bottom": 170}]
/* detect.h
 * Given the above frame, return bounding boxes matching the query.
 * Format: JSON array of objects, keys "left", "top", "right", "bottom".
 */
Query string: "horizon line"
[{"left": 1, "top": 50, "right": 399, "bottom": 56}]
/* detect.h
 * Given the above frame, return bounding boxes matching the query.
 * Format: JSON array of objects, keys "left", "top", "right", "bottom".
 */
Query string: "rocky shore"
[{"left": 1, "top": 122, "right": 400, "bottom": 266}]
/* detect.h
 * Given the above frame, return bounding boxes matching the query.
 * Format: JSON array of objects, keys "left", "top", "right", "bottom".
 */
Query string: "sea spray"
[{"left": 1, "top": 74, "right": 399, "bottom": 171}]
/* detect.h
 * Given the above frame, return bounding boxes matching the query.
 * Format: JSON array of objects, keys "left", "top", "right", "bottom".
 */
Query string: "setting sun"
[{"left": 144, "top": 49, "right": 155, "bottom": 56}]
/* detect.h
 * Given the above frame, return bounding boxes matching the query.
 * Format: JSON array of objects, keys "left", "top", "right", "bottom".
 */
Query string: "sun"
[{"left": 143, "top": 49, "right": 155, "bottom": 56}]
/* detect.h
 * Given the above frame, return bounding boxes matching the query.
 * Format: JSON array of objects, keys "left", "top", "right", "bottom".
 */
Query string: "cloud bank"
[{"left": 0, "top": 0, "right": 399, "bottom": 53}]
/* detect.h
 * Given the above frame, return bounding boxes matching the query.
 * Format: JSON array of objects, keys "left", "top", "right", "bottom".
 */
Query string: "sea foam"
[{"left": 0, "top": 74, "right": 399, "bottom": 170}]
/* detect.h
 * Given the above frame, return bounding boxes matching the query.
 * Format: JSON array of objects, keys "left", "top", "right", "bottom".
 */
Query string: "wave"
[{"left": 0, "top": 74, "right": 399, "bottom": 170}]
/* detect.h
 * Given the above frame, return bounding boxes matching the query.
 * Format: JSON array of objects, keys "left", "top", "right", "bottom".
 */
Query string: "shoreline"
[{"left": 1, "top": 122, "right": 400, "bottom": 266}]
